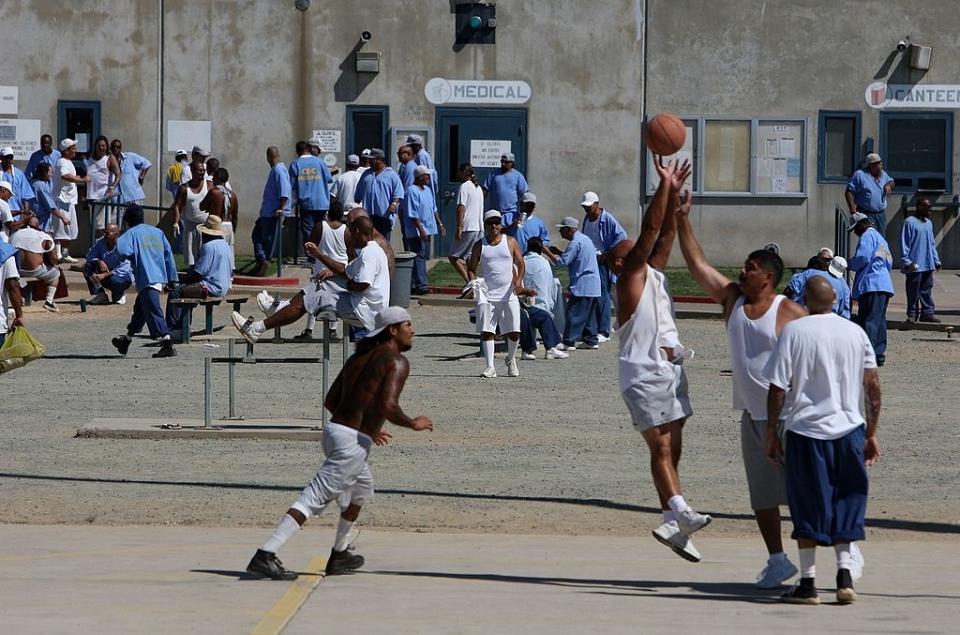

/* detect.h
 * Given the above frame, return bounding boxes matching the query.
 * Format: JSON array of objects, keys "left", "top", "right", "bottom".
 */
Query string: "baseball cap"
[
  {"left": 556, "top": 216, "right": 579, "bottom": 229},
  {"left": 520, "top": 192, "right": 537, "bottom": 204},
  {"left": 368, "top": 148, "right": 385, "bottom": 160},
  {"left": 580, "top": 191, "right": 600, "bottom": 207},
  {"left": 500, "top": 153, "right": 515, "bottom": 162},
  {"left": 405, "top": 134, "right": 424, "bottom": 145},
  {"left": 847, "top": 212, "right": 870, "bottom": 231},
  {"left": 174, "top": 148, "right": 188, "bottom": 158},
  {"left": 192, "top": 145, "right": 210, "bottom": 157},
  {"left": 828, "top": 255, "right": 848, "bottom": 278},
  {"left": 198, "top": 215, "right": 226, "bottom": 237},
  {"left": 60, "top": 138, "right": 77, "bottom": 151},
  {"left": 360, "top": 148, "right": 372, "bottom": 158},
  {"left": 0, "top": 147, "right": 13, "bottom": 157},
  {"left": 346, "top": 154, "right": 360, "bottom": 166},
  {"left": 483, "top": 209, "right": 502, "bottom": 222},
  {"left": 865, "top": 153, "right": 882, "bottom": 165},
  {"left": 0, "top": 181, "right": 14, "bottom": 193},
  {"left": 414, "top": 165, "right": 431, "bottom": 177},
  {"left": 818, "top": 246, "right": 835, "bottom": 260},
  {"left": 365, "top": 306, "right": 412, "bottom": 338}
]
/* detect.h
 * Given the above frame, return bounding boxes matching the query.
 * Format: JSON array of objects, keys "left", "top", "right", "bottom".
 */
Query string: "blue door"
[{"left": 435, "top": 107, "right": 528, "bottom": 254}]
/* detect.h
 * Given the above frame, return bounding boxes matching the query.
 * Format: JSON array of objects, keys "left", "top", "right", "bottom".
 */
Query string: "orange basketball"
[{"left": 645, "top": 113, "right": 686, "bottom": 156}]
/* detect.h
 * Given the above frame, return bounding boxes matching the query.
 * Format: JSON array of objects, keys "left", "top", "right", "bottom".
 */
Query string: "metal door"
[{"left": 435, "top": 107, "right": 528, "bottom": 254}]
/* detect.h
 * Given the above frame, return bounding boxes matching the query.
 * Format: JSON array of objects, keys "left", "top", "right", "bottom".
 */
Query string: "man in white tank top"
[
  {"left": 171, "top": 161, "right": 209, "bottom": 266},
  {"left": 84, "top": 137, "right": 121, "bottom": 240},
  {"left": 674, "top": 191, "right": 866, "bottom": 589},
  {"left": 466, "top": 209, "right": 528, "bottom": 379},
  {"left": 607, "top": 157, "right": 711, "bottom": 564}
]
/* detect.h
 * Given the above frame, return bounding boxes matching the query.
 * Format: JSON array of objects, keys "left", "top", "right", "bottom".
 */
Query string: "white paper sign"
[
  {"left": 470, "top": 139, "right": 512, "bottom": 168},
  {"left": 167, "top": 120, "right": 212, "bottom": 153},
  {"left": 0, "top": 86, "right": 18, "bottom": 115},
  {"left": 0, "top": 118, "right": 41, "bottom": 160},
  {"left": 310, "top": 129, "right": 342, "bottom": 153}
]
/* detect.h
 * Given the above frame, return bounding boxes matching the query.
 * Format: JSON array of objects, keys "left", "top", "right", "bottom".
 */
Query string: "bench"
[{"left": 170, "top": 294, "right": 249, "bottom": 343}]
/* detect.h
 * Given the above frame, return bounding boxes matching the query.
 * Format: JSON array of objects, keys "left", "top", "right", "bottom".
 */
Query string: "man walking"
[
  {"left": 766, "top": 275, "right": 882, "bottom": 605},
  {"left": 251, "top": 146, "right": 291, "bottom": 276},
  {"left": 289, "top": 140, "right": 333, "bottom": 259},
  {"left": 580, "top": 191, "right": 628, "bottom": 342},
  {"left": 353, "top": 148, "right": 403, "bottom": 240},
  {"left": 543, "top": 217, "right": 601, "bottom": 351},
  {"left": 448, "top": 163, "right": 484, "bottom": 285},
  {"left": 403, "top": 166, "right": 444, "bottom": 295},
  {"left": 845, "top": 153, "right": 894, "bottom": 237},
  {"left": 331, "top": 154, "right": 362, "bottom": 213},
  {"left": 848, "top": 213, "right": 894, "bottom": 366},
  {"left": 900, "top": 198, "right": 941, "bottom": 323},
  {"left": 482, "top": 153, "right": 528, "bottom": 227},
  {"left": 246, "top": 306, "right": 433, "bottom": 580}
]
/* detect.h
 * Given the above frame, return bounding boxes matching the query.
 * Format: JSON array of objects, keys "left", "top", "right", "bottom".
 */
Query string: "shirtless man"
[
  {"left": 246, "top": 306, "right": 433, "bottom": 579},
  {"left": 200, "top": 167, "right": 239, "bottom": 271},
  {"left": 607, "top": 157, "right": 711, "bottom": 562}
]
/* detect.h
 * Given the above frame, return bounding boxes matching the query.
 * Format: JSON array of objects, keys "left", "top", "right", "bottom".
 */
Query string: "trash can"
[{"left": 390, "top": 251, "right": 417, "bottom": 308}]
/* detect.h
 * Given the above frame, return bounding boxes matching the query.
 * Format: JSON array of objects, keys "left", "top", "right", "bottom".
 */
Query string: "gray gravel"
[{"left": 2, "top": 301, "right": 958, "bottom": 541}]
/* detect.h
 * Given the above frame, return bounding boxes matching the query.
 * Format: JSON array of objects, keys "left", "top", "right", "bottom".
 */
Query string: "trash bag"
[{"left": 0, "top": 327, "right": 45, "bottom": 373}]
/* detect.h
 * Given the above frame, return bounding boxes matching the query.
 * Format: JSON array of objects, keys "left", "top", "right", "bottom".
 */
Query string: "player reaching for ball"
[{"left": 606, "top": 155, "right": 713, "bottom": 562}]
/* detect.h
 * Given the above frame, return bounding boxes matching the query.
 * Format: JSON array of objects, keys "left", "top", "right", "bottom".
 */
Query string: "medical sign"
[{"left": 425, "top": 78, "right": 531, "bottom": 105}]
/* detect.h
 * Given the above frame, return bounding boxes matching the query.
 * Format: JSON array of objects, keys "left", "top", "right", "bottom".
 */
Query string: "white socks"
[
  {"left": 45, "top": 276, "right": 58, "bottom": 303},
  {"left": 799, "top": 547, "right": 816, "bottom": 578},
  {"left": 262, "top": 513, "right": 301, "bottom": 554},
  {"left": 667, "top": 495, "right": 690, "bottom": 513},
  {"left": 481, "top": 340, "right": 495, "bottom": 367},
  {"left": 834, "top": 543, "right": 852, "bottom": 570},
  {"left": 333, "top": 517, "right": 354, "bottom": 552},
  {"left": 305, "top": 314, "right": 317, "bottom": 331},
  {"left": 506, "top": 338, "right": 518, "bottom": 362}
]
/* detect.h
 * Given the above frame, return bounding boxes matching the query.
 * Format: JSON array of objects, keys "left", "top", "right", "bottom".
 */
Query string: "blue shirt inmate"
[
  {"left": 117, "top": 224, "right": 178, "bottom": 291},
  {"left": 194, "top": 238, "right": 233, "bottom": 297},
  {"left": 581, "top": 210, "right": 628, "bottom": 254},
  {"left": 25, "top": 149, "right": 61, "bottom": 181},
  {"left": 848, "top": 227, "right": 894, "bottom": 299},
  {"left": 523, "top": 252, "right": 556, "bottom": 316},
  {"left": 115, "top": 152, "right": 152, "bottom": 203},
  {"left": 30, "top": 179, "right": 56, "bottom": 228},
  {"left": 414, "top": 148, "right": 438, "bottom": 196},
  {"left": 556, "top": 231, "right": 601, "bottom": 298},
  {"left": 402, "top": 184, "right": 438, "bottom": 237},
  {"left": 260, "top": 162, "right": 292, "bottom": 218},
  {"left": 354, "top": 167, "right": 404, "bottom": 218},
  {"left": 510, "top": 216, "right": 550, "bottom": 251},
  {"left": 785, "top": 269, "right": 851, "bottom": 319},
  {"left": 397, "top": 159, "right": 418, "bottom": 213},
  {"left": 86, "top": 237, "right": 135, "bottom": 285},
  {"left": 483, "top": 169, "right": 528, "bottom": 224},
  {"left": 900, "top": 216, "right": 940, "bottom": 272},
  {"left": 289, "top": 154, "right": 333, "bottom": 211},
  {"left": 846, "top": 169, "right": 894, "bottom": 214},
  {"left": 1, "top": 167, "right": 36, "bottom": 211}
]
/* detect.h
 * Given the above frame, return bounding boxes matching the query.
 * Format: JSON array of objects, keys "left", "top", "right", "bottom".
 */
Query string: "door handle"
[{"left": 442, "top": 190, "right": 457, "bottom": 200}]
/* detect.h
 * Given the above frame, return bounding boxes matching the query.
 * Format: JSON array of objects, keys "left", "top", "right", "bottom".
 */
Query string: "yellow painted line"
[{"left": 250, "top": 556, "right": 327, "bottom": 635}]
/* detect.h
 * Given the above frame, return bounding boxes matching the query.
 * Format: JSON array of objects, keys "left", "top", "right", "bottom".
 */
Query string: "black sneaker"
[
  {"left": 324, "top": 548, "right": 364, "bottom": 575},
  {"left": 247, "top": 549, "right": 298, "bottom": 581},
  {"left": 836, "top": 568, "right": 857, "bottom": 604},
  {"left": 919, "top": 315, "right": 941, "bottom": 323},
  {"left": 292, "top": 329, "right": 314, "bottom": 341},
  {"left": 780, "top": 578, "right": 820, "bottom": 605},
  {"left": 152, "top": 340, "right": 177, "bottom": 358},
  {"left": 112, "top": 336, "right": 131, "bottom": 356}
]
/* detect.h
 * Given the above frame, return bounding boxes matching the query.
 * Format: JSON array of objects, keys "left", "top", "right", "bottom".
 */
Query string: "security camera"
[
  {"left": 294, "top": 0, "right": 310, "bottom": 11},
  {"left": 897, "top": 39, "right": 908, "bottom": 52},
  {"left": 360, "top": 31, "right": 372, "bottom": 42}
]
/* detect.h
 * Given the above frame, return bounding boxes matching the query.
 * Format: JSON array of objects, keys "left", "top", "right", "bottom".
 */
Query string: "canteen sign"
[
  {"left": 425, "top": 78, "right": 531, "bottom": 105},
  {"left": 866, "top": 81, "right": 960, "bottom": 109}
]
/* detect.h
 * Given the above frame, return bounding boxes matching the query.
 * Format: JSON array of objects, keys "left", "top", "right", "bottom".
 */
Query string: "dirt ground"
[{"left": 1, "top": 301, "right": 957, "bottom": 545}]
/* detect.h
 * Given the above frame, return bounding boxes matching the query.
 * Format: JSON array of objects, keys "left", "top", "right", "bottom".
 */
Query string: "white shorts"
[
  {"left": 621, "top": 363, "right": 693, "bottom": 431},
  {"left": 477, "top": 296, "right": 521, "bottom": 334},
  {"left": 291, "top": 421, "right": 374, "bottom": 518},
  {"left": 49, "top": 202, "right": 78, "bottom": 240},
  {"left": 302, "top": 275, "right": 352, "bottom": 316}
]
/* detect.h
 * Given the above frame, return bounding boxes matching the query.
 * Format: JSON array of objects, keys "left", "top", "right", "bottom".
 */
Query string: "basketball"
[{"left": 645, "top": 113, "right": 686, "bottom": 156}]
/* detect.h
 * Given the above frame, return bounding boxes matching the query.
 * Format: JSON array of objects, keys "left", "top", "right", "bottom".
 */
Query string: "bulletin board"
[
  {"left": 756, "top": 120, "right": 805, "bottom": 195},
  {"left": 646, "top": 118, "right": 698, "bottom": 194}
]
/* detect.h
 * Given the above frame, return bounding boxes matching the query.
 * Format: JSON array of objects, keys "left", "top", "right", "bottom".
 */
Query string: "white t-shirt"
[
  {"left": 332, "top": 170, "right": 362, "bottom": 211},
  {"left": 55, "top": 158, "right": 78, "bottom": 204},
  {"left": 457, "top": 181, "right": 483, "bottom": 232},
  {"left": 0, "top": 233, "right": 19, "bottom": 336},
  {"left": 764, "top": 313, "right": 877, "bottom": 440},
  {"left": 0, "top": 199, "right": 12, "bottom": 241},
  {"left": 345, "top": 240, "right": 389, "bottom": 330}
]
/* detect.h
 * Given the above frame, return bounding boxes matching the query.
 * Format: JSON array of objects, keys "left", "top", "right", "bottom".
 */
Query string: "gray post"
[
  {"left": 203, "top": 356, "right": 212, "bottom": 428},
  {"left": 322, "top": 320, "right": 330, "bottom": 427},
  {"left": 228, "top": 338, "right": 236, "bottom": 418}
]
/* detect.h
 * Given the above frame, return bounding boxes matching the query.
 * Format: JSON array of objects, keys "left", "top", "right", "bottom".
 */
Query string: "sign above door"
[{"left": 425, "top": 78, "right": 531, "bottom": 105}]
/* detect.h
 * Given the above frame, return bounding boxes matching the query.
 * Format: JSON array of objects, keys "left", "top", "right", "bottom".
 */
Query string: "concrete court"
[{"left": 2, "top": 526, "right": 958, "bottom": 634}]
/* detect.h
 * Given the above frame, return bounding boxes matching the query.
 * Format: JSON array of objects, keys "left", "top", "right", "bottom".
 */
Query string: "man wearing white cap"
[
  {"left": 1, "top": 146, "right": 36, "bottom": 218},
  {"left": 49, "top": 139, "right": 90, "bottom": 261},
  {"left": 507, "top": 191, "right": 550, "bottom": 252},
  {"left": 848, "top": 212, "right": 894, "bottom": 366},
  {"left": 179, "top": 145, "right": 211, "bottom": 186},
  {"left": 846, "top": 153, "right": 894, "bottom": 237},
  {"left": 543, "top": 216, "right": 601, "bottom": 350},
  {"left": 403, "top": 165, "right": 444, "bottom": 295},
  {"left": 580, "top": 191, "right": 628, "bottom": 342},
  {"left": 482, "top": 153, "right": 528, "bottom": 227},
  {"left": 784, "top": 254, "right": 851, "bottom": 319},
  {"left": 467, "top": 209, "right": 526, "bottom": 378},
  {"left": 245, "top": 306, "right": 433, "bottom": 581},
  {"left": 332, "top": 154, "right": 363, "bottom": 213}
]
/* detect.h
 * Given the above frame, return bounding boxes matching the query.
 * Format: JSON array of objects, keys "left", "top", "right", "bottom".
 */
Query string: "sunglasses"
[{"left": 484, "top": 220, "right": 501, "bottom": 226}]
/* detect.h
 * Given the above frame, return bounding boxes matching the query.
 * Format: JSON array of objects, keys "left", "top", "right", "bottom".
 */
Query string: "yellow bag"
[{"left": 0, "top": 327, "right": 45, "bottom": 373}]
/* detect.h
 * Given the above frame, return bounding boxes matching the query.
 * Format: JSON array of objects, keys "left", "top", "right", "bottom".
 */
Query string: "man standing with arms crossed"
[
  {"left": 246, "top": 306, "right": 433, "bottom": 580},
  {"left": 606, "top": 158, "right": 711, "bottom": 562}
]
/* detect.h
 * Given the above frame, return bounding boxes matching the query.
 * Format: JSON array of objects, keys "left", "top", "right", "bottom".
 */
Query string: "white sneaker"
[
  {"left": 43, "top": 301, "right": 60, "bottom": 313},
  {"left": 257, "top": 290, "right": 279, "bottom": 316},
  {"left": 677, "top": 509, "right": 712, "bottom": 536},
  {"left": 756, "top": 555, "right": 799, "bottom": 589},
  {"left": 231, "top": 311, "right": 261, "bottom": 344},
  {"left": 554, "top": 343, "right": 575, "bottom": 351},
  {"left": 597, "top": 334, "right": 610, "bottom": 343},
  {"left": 60, "top": 255, "right": 78, "bottom": 263},
  {"left": 506, "top": 358, "right": 520, "bottom": 377},
  {"left": 849, "top": 542, "right": 864, "bottom": 581},
  {"left": 480, "top": 367, "right": 497, "bottom": 379},
  {"left": 115, "top": 294, "right": 127, "bottom": 305},
  {"left": 652, "top": 521, "right": 702, "bottom": 563},
  {"left": 90, "top": 291, "right": 110, "bottom": 305},
  {"left": 576, "top": 342, "right": 599, "bottom": 350},
  {"left": 520, "top": 352, "right": 537, "bottom": 361},
  {"left": 545, "top": 347, "right": 569, "bottom": 359}
]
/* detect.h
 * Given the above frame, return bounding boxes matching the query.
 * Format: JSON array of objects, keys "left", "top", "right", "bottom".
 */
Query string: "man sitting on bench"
[
  {"left": 11, "top": 217, "right": 61, "bottom": 313},
  {"left": 84, "top": 223, "right": 134, "bottom": 305},
  {"left": 165, "top": 215, "right": 232, "bottom": 333},
  {"left": 232, "top": 215, "right": 389, "bottom": 343}
]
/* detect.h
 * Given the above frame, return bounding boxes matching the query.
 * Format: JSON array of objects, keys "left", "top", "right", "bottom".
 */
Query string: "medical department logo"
[{"left": 866, "top": 82, "right": 889, "bottom": 108}]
